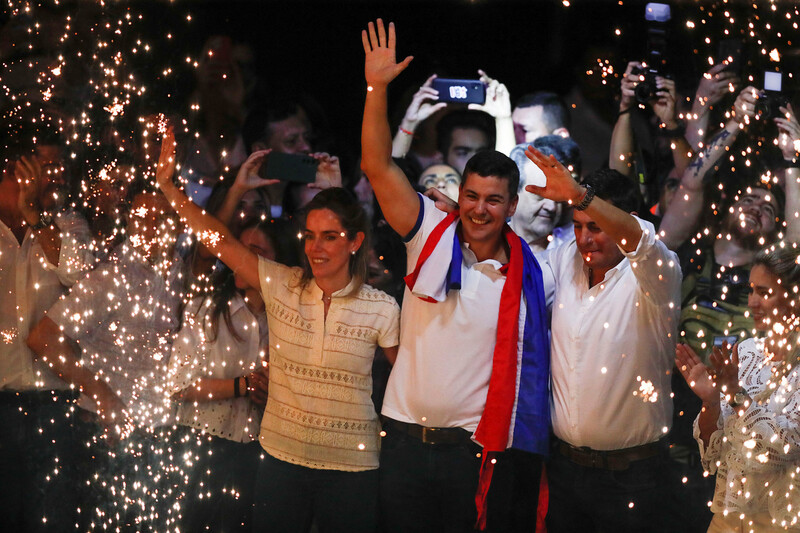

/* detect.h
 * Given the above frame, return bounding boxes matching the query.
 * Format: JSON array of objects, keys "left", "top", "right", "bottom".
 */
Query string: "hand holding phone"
[
  {"left": 310, "top": 153, "right": 342, "bottom": 189},
  {"left": 431, "top": 78, "right": 486, "bottom": 105},
  {"left": 262, "top": 153, "right": 318, "bottom": 184}
]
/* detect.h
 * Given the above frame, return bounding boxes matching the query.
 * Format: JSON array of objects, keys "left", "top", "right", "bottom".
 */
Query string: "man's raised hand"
[
  {"left": 362, "top": 19, "right": 413, "bottom": 89},
  {"left": 524, "top": 146, "right": 584, "bottom": 204}
]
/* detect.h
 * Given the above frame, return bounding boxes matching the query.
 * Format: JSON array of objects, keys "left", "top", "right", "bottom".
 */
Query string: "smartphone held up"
[{"left": 260, "top": 152, "right": 318, "bottom": 184}]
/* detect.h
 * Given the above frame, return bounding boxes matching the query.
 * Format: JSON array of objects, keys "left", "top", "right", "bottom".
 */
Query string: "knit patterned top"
[{"left": 257, "top": 257, "right": 400, "bottom": 471}]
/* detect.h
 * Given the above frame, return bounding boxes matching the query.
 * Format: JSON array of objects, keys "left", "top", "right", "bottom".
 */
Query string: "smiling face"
[
  {"left": 303, "top": 208, "right": 364, "bottom": 288},
  {"left": 510, "top": 159, "right": 563, "bottom": 245},
  {"left": 419, "top": 164, "right": 461, "bottom": 201},
  {"left": 457, "top": 172, "right": 517, "bottom": 250},
  {"left": 748, "top": 264, "right": 790, "bottom": 333},
  {"left": 573, "top": 209, "right": 624, "bottom": 277},
  {"left": 724, "top": 188, "right": 779, "bottom": 244}
]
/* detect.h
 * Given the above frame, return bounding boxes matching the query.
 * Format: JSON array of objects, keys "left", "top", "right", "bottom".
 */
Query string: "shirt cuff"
[
  {"left": 402, "top": 193, "right": 425, "bottom": 243},
  {"left": 620, "top": 215, "right": 657, "bottom": 262}
]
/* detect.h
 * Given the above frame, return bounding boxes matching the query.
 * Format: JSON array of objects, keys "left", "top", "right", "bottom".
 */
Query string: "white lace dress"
[{"left": 694, "top": 337, "right": 800, "bottom": 529}]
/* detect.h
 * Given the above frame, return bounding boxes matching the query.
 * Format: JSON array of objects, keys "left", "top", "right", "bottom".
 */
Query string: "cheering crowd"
[{"left": 2, "top": 11, "right": 800, "bottom": 533}]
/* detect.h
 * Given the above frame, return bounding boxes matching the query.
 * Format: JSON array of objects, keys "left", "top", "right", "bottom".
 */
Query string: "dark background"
[
  {"left": 4, "top": 0, "right": 797, "bottom": 172},
  {"left": 124, "top": 0, "right": 710, "bottom": 152}
]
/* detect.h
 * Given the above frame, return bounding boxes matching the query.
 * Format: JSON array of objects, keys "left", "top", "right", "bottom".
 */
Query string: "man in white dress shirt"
[
  {"left": 0, "top": 121, "right": 95, "bottom": 531},
  {"left": 526, "top": 149, "right": 682, "bottom": 532}
]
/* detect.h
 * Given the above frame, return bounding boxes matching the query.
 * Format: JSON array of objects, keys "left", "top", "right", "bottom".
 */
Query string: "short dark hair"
[
  {"left": 515, "top": 91, "right": 571, "bottom": 133},
  {"left": 436, "top": 110, "right": 495, "bottom": 158},
  {"left": 462, "top": 150, "right": 520, "bottom": 198},
  {"left": 242, "top": 100, "right": 304, "bottom": 153},
  {"left": 300, "top": 188, "right": 370, "bottom": 293},
  {"left": 580, "top": 168, "right": 641, "bottom": 214}
]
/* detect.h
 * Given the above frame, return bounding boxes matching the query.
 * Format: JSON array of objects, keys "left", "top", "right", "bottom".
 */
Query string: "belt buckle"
[
  {"left": 578, "top": 447, "right": 606, "bottom": 469},
  {"left": 421, "top": 426, "right": 437, "bottom": 444},
  {"left": 583, "top": 448, "right": 599, "bottom": 468}
]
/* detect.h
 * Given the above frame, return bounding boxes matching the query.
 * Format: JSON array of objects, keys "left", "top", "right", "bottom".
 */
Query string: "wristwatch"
[
  {"left": 728, "top": 388, "right": 748, "bottom": 408},
  {"left": 574, "top": 185, "right": 596, "bottom": 211},
  {"left": 31, "top": 212, "right": 53, "bottom": 231}
]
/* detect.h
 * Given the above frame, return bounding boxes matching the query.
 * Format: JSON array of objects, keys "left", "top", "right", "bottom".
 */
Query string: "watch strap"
[
  {"left": 574, "top": 185, "right": 596, "bottom": 211},
  {"left": 31, "top": 212, "right": 53, "bottom": 231}
]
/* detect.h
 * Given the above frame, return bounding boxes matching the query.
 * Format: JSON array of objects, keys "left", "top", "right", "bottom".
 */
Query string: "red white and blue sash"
[{"left": 404, "top": 204, "right": 551, "bottom": 530}]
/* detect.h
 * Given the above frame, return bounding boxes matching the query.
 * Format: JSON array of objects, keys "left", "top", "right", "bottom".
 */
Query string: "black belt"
[
  {"left": 554, "top": 437, "right": 663, "bottom": 471},
  {"left": 0, "top": 389, "right": 79, "bottom": 408},
  {"left": 383, "top": 417, "right": 472, "bottom": 445}
]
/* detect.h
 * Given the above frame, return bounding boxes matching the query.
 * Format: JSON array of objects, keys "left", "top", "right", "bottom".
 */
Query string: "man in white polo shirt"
[{"left": 361, "top": 19, "right": 552, "bottom": 532}]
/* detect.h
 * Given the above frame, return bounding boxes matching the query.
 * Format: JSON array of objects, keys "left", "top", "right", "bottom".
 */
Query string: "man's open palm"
[{"left": 362, "top": 19, "right": 413, "bottom": 88}]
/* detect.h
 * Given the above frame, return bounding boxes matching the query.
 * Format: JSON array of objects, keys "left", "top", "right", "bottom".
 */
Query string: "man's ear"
[{"left": 507, "top": 194, "right": 519, "bottom": 218}]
